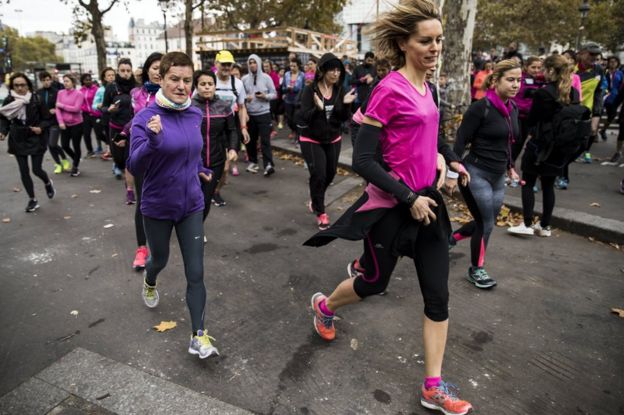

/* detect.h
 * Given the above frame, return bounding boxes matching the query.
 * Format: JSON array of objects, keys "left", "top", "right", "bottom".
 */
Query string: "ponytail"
[{"left": 543, "top": 55, "right": 572, "bottom": 104}]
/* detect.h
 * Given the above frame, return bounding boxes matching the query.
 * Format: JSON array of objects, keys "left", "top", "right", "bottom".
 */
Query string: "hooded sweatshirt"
[
  {"left": 242, "top": 54, "right": 277, "bottom": 116},
  {"left": 80, "top": 84, "right": 101, "bottom": 117},
  {"left": 127, "top": 103, "right": 210, "bottom": 222},
  {"left": 192, "top": 94, "right": 238, "bottom": 168},
  {"left": 297, "top": 53, "right": 351, "bottom": 144}
]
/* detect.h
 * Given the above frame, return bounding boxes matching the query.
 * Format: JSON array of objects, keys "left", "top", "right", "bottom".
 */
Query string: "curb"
[{"left": 271, "top": 140, "right": 624, "bottom": 246}]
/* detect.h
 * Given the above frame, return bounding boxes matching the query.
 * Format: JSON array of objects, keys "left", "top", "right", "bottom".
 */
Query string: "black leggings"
[
  {"left": 284, "top": 102, "right": 297, "bottom": 133},
  {"left": 61, "top": 123, "right": 83, "bottom": 168},
  {"left": 143, "top": 211, "right": 206, "bottom": 332},
  {"left": 44, "top": 126, "right": 66, "bottom": 164},
  {"left": 134, "top": 173, "right": 147, "bottom": 247},
  {"left": 16, "top": 154, "right": 49, "bottom": 199},
  {"left": 109, "top": 125, "right": 129, "bottom": 170},
  {"left": 247, "top": 113, "right": 274, "bottom": 167},
  {"left": 353, "top": 207, "right": 449, "bottom": 322},
  {"left": 82, "top": 112, "right": 95, "bottom": 153},
  {"left": 300, "top": 140, "right": 341, "bottom": 215},
  {"left": 201, "top": 163, "right": 225, "bottom": 221},
  {"left": 521, "top": 174, "right": 556, "bottom": 228}
]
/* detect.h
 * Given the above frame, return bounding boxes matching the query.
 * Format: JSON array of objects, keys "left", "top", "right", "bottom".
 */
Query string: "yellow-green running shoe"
[
  {"left": 141, "top": 279, "right": 159, "bottom": 308},
  {"left": 53, "top": 164, "right": 63, "bottom": 174},
  {"left": 61, "top": 159, "right": 71, "bottom": 172},
  {"left": 189, "top": 330, "right": 219, "bottom": 358}
]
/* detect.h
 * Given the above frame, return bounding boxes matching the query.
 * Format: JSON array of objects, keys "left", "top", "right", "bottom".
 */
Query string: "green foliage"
[
  {"left": 0, "top": 26, "right": 63, "bottom": 71},
  {"left": 212, "top": 0, "right": 347, "bottom": 33},
  {"left": 474, "top": 0, "right": 624, "bottom": 52}
]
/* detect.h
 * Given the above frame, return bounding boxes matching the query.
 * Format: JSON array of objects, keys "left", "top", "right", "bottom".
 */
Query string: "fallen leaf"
[
  {"left": 111, "top": 253, "right": 118, "bottom": 257},
  {"left": 590, "top": 202, "right": 601, "bottom": 207},
  {"left": 64, "top": 216, "right": 71, "bottom": 220},
  {"left": 70, "top": 310, "right": 79, "bottom": 317},
  {"left": 588, "top": 237, "right": 596, "bottom": 242},
  {"left": 350, "top": 338, "right": 359, "bottom": 351},
  {"left": 611, "top": 308, "right": 624, "bottom": 318},
  {"left": 71, "top": 194, "right": 78, "bottom": 198},
  {"left": 12, "top": 187, "right": 20, "bottom": 192},
  {"left": 103, "top": 224, "right": 114, "bottom": 228},
  {"left": 89, "top": 189, "right": 102, "bottom": 194},
  {"left": 2, "top": 218, "right": 10, "bottom": 223},
  {"left": 153, "top": 321, "right": 177, "bottom": 332}
]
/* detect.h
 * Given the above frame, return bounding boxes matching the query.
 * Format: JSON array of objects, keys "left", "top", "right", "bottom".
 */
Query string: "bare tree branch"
[{"left": 101, "top": 0, "right": 121, "bottom": 15}]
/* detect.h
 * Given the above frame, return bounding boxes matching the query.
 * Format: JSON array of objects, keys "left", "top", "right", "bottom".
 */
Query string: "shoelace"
[
  {"left": 319, "top": 311, "right": 334, "bottom": 329},
  {"left": 473, "top": 268, "right": 490, "bottom": 281},
  {"left": 197, "top": 334, "right": 216, "bottom": 347},
  {"left": 144, "top": 284, "right": 157, "bottom": 298},
  {"left": 437, "top": 381, "right": 460, "bottom": 400}
]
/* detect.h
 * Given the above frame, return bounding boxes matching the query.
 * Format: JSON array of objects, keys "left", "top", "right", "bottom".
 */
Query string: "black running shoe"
[
  {"left": 25, "top": 199, "right": 40, "bottom": 213},
  {"left": 599, "top": 129, "right": 607, "bottom": 142},
  {"left": 45, "top": 180, "right": 55, "bottom": 199},
  {"left": 264, "top": 163, "right": 275, "bottom": 177},
  {"left": 212, "top": 193, "right": 226, "bottom": 207},
  {"left": 466, "top": 266, "right": 497, "bottom": 289},
  {"left": 70, "top": 167, "right": 80, "bottom": 177}
]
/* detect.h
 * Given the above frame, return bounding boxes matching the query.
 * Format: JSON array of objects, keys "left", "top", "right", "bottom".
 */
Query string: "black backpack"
[{"left": 534, "top": 94, "right": 591, "bottom": 168}]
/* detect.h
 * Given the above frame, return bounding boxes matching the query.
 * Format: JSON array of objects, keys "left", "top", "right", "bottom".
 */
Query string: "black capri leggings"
[
  {"left": 353, "top": 207, "right": 450, "bottom": 322},
  {"left": 143, "top": 211, "right": 206, "bottom": 333},
  {"left": 201, "top": 163, "right": 225, "bottom": 221},
  {"left": 16, "top": 154, "right": 49, "bottom": 199},
  {"left": 61, "top": 123, "right": 83, "bottom": 168},
  {"left": 300, "top": 140, "right": 341, "bottom": 215}
]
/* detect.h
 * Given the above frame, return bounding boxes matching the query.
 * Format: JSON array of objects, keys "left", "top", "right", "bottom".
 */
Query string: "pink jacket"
[
  {"left": 56, "top": 89, "right": 85, "bottom": 127},
  {"left": 571, "top": 73, "right": 583, "bottom": 102},
  {"left": 80, "top": 84, "right": 101, "bottom": 117}
]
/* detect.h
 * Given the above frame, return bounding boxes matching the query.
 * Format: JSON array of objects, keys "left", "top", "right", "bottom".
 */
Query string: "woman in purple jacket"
[{"left": 128, "top": 52, "right": 217, "bottom": 359}]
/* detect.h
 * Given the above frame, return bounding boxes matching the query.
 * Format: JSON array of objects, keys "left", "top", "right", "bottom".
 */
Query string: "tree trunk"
[
  {"left": 184, "top": 0, "right": 193, "bottom": 58},
  {"left": 441, "top": 0, "right": 477, "bottom": 111},
  {"left": 89, "top": 5, "right": 107, "bottom": 74}
]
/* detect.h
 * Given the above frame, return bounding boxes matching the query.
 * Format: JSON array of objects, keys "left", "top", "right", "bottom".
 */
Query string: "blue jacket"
[
  {"left": 281, "top": 71, "right": 304, "bottom": 105},
  {"left": 127, "top": 102, "right": 210, "bottom": 222},
  {"left": 605, "top": 69, "right": 623, "bottom": 105}
]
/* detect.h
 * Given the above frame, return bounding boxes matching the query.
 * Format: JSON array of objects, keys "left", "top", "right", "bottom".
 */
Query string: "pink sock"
[
  {"left": 453, "top": 233, "right": 468, "bottom": 242},
  {"left": 319, "top": 299, "right": 334, "bottom": 316},
  {"left": 424, "top": 376, "right": 442, "bottom": 390}
]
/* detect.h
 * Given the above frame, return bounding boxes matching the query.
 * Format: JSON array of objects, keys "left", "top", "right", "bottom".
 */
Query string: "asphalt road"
[{"left": 1, "top": 146, "right": 623, "bottom": 414}]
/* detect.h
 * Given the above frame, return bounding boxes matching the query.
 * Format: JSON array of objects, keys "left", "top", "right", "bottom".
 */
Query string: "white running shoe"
[
  {"left": 533, "top": 223, "right": 552, "bottom": 237},
  {"left": 246, "top": 163, "right": 259, "bottom": 173},
  {"left": 507, "top": 223, "right": 534, "bottom": 236},
  {"left": 189, "top": 330, "right": 219, "bottom": 358}
]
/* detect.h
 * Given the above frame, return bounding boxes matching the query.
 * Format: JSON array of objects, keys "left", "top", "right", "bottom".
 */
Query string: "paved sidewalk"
[{"left": 271, "top": 127, "right": 624, "bottom": 244}]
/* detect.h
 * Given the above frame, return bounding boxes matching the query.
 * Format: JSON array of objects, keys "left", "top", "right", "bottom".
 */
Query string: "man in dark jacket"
[
  {"left": 38, "top": 71, "right": 69, "bottom": 174},
  {"left": 351, "top": 51, "right": 376, "bottom": 110}
]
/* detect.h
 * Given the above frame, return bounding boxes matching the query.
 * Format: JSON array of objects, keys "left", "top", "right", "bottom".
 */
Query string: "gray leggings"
[
  {"left": 454, "top": 163, "right": 506, "bottom": 268},
  {"left": 143, "top": 211, "right": 206, "bottom": 332}
]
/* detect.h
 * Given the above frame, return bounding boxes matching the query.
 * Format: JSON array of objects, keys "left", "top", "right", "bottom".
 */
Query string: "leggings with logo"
[
  {"left": 143, "top": 211, "right": 206, "bottom": 332},
  {"left": 453, "top": 162, "right": 506, "bottom": 268},
  {"left": 353, "top": 207, "right": 450, "bottom": 322}
]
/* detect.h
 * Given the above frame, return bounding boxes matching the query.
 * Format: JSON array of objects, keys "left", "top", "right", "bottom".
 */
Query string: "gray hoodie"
[{"left": 242, "top": 54, "right": 277, "bottom": 116}]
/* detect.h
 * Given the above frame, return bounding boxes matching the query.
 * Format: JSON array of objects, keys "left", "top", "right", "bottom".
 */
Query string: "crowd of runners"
[{"left": 1, "top": 0, "right": 623, "bottom": 413}]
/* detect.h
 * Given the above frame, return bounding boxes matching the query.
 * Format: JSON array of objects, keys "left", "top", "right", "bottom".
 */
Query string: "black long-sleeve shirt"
[
  {"left": 297, "top": 84, "right": 350, "bottom": 143},
  {"left": 454, "top": 98, "right": 520, "bottom": 174}
]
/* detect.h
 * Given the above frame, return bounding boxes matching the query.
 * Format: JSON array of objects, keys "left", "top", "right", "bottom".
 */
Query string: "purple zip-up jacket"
[{"left": 127, "top": 102, "right": 211, "bottom": 222}]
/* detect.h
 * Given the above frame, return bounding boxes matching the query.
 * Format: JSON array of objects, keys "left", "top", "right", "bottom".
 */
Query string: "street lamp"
[
  {"left": 575, "top": 1, "right": 590, "bottom": 50},
  {"left": 158, "top": 0, "right": 169, "bottom": 53}
]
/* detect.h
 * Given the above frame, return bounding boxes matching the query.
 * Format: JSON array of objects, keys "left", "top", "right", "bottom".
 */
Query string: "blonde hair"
[
  {"left": 482, "top": 59, "right": 522, "bottom": 90},
  {"left": 543, "top": 55, "right": 573, "bottom": 105},
  {"left": 366, "top": 0, "right": 441, "bottom": 69}
]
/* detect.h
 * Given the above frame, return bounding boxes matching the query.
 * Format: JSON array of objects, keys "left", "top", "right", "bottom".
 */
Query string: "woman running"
[
  {"left": 126, "top": 52, "right": 163, "bottom": 271},
  {"left": 282, "top": 59, "right": 305, "bottom": 142},
  {"left": 38, "top": 71, "right": 70, "bottom": 174},
  {"left": 297, "top": 53, "right": 356, "bottom": 229},
  {"left": 56, "top": 74, "right": 85, "bottom": 177},
  {"left": 192, "top": 70, "right": 238, "bottom": 221},
  {"left": 508, "top": 55, "right": 584, "bottom": 237},
  {"left": 93, "top": 67, "right": 116, "bottom": 161},
  {"left": 102, "top": 58, "right": 136, "bottom": 190},
  {"left": 79, "top": 73, "right": 101, "bottom": 157},
  {"left": 450, "top": 59, "right": 521, "bottom": 289},
  {"left": 127, "top": 51, "right": 218, "bottom": 359},
  {"left": 304, "top": 2, "right": 472, "bottom": 413},
  {"left": 0, "top": 73, "right": 55, "bottom": 212}
]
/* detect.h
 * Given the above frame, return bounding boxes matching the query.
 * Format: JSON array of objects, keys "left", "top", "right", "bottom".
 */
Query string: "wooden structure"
[{"left": 196, "top": 26, "right": 357, "bottom": 68}]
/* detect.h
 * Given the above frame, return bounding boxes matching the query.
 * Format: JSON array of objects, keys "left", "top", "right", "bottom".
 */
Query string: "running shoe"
[
  {"left": 466, "top": 266, "right": 496, "bottom": 289},
  {"left": 188, "top": 330, "right": 219, "bottom": 359},
  {"left": 126, "top": 188, "right": 136, "bottom": 205},
  {"left": 45, "top": 180, "right": 56, "bottom": 199},
  {"left": 507, "top": 223, "right": 534, "bottom": 236},
  {"left": 53, "top": 163, "right": 63, "bottom": 174},
  {"left": 347, "top": 259, "right": 365, "bottom": 279},
  {"left": 554, "top": 177, "right": 568, "bottom": 190},
  {"left": 583, "top": 152, "right": 592, "bottom": 164},
  {"left": 70, "top": 167, "right": 80, "bottom": 177},
  {"left": 317, "top": 213, "right": 330, "bottom": 230},
  {"left": 212, "top": 193, "right": 226, "bottom": 206},
  {"left": 601, "top": 152, "right": 622, "bottom": 166},
  {"left": 25, "top": 199, "right": 40, "bottom": 213},
  {"left": 61, "top": 159, "right": 71, "bottom": 172},
  {"left": 142, "top": 279, "right": 159, "bottom": 308},
  {"left": 133, "top": 246, "right": 148, "bottom": 270},
  {"left": 264, "top": 163, "right": 275, "bottom": 177},
  {"left": 310, "top": 292, "right": 335, "bottom": 341},
  {"left": 86, "top": 151, "right": 96, "bottom": 158},
  {"left": 599, "top": 129, "right": 607, "bottom": 142},
  {"left": 95, "top": 146, "right": 103, "bottom": 154},
  {"left": 231, "top": 165, "right": 240, "bottom": 176},
  {"left": 113, "top": 166, "right": 123, "bottom": 180},
  {"left": 448, "top": 234, "right": 457, "bottom": 250},
  {"left": 420, "top": 382, "right": 473, "bottom": 415},
  {"left": 100, "top": 151, "right": 112, "bottom": 161},
  {"left": 533, "top": 223, "right": 552, "bottom": 237},
  {"left": 246, "top": 162, "right": 259, "bottom": 174},
  {"left": 509, "top": 179, "right": 519, "bottom": 188}
]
